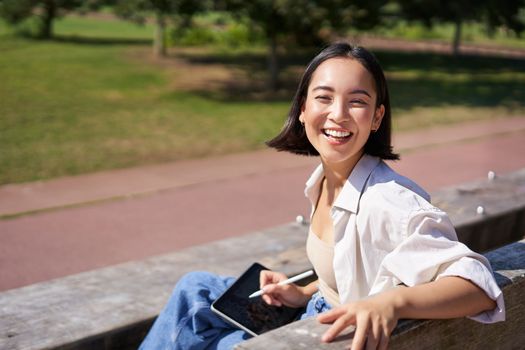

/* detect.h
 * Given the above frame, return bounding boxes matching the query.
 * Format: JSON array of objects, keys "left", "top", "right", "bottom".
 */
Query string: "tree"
[
  {"left": 0, "top": 0, "right": 88, "bottom": 39},
  {"left": 113, "top": 0, "right": 207, "bottom": 57},
  {"left": 224, "top": 0, "right": 387, "bottom": 91},
  {"left": 483, "top": 0, "right": 525, "bottom": 37},
  {"left": 398, "top": 0, "right": 525, "bottom": 55}
]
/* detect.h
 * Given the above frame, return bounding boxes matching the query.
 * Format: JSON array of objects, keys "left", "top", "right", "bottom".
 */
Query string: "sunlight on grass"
[
  {"left": 0, "top": 14, "right": 524, "bottom": 185},
  {"left": 0, "top": 34, "right": 289, "bottom": 184},
  {"left": 54, "top": 15, "right": 153, "bottom": 40},
  {"left": 392, "top": 106, "right": 525, "bottom": 132},
  {"left": 356, "top": 20, "right": 525, "bottom": 49}
]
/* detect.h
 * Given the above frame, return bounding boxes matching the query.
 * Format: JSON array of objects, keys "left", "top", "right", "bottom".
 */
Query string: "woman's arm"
[
  {"left": 318, "top": 276, "right": 496, "bottom": 350},
  {"left": 395, "top": 276, "right": 495, "bottom": 319}
]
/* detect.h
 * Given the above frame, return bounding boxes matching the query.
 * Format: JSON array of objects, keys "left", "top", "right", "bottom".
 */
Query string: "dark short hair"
[{"left": 266, "top": 42, "right": 399, "bottom": 160}]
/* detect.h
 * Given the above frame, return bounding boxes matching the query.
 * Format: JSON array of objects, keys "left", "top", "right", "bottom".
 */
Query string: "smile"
[{"left": 322, "top": 128, "right": 352, "bottom": 139}]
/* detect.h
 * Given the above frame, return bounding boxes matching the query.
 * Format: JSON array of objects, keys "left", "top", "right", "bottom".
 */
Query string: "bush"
[
  {"left": 172, "top": 25, "right": 216, "bottom": 46},
  {"left": 169, "top": 11, "right": 264, "bottom": 48}
]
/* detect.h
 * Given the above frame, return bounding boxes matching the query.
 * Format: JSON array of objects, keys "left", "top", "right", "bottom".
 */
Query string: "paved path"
[{"left": 1, "top": 117, "right": 524, "bottom": 291}]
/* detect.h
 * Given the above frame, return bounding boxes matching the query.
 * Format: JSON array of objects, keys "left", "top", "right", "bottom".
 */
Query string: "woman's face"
[{"left": 299, "top": 57, "right": 384, "bottom": 169}]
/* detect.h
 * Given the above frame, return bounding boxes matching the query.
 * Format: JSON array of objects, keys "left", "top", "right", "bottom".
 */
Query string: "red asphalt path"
[{"left": 1, "top": 117, "right": 524, "bottom": 291}]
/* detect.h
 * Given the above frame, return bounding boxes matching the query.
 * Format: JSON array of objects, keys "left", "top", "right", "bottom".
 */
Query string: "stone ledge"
[
  {"left": 236, "top": 239, "right": 525, "bottom": 350},
  {"left": 0, "top": 223, "right": 310, "bottom": 350},
  {"left": 1, "top": 169, "right": 524, "bottom": 350},
  {"left": 434, "top": 168, "right": 525, "bottom": 252}
]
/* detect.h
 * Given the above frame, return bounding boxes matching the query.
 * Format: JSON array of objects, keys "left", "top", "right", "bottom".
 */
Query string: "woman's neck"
[{"left": 321, "top": 152, "right": 363, "bottom": 192}]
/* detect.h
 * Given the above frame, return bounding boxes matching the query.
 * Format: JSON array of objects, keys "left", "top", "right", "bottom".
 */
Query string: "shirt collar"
[
  {"left": 304, "top": 154, "right": 380, "bottom": 213},
  {"left": 304, "top": 163, "right": 324, "bottom": 208}
]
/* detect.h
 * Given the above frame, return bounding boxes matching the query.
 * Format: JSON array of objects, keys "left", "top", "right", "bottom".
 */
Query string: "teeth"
[{"left": 324, "top": 129, "right": 351, "bottom": 138}]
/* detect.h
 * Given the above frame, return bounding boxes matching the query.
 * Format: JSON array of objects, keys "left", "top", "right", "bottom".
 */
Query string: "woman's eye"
[
  {"left": 350, "top": 99, "right": 367, "bottom": 105},
  {"left": 315, "top": 95, "right": 331, "bottom": 102}
]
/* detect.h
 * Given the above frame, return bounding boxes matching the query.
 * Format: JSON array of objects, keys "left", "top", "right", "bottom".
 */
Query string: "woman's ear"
[
  {"left": 299, "top": 103, "right": 306, "bottom": 124},
  {"left": 373, "top": 105, "right": 385, "bottom": 131}
]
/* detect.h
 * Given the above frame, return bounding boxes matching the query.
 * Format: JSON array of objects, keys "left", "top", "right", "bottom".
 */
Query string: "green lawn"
[
  {"left": 1, "top": 15, "right": 524, "bottom": 185},
  {"left": 354, "top": 20, "right": 525, "bottom": 49},
  {"left": 0, "top": 19, "right": 289, "bottom": 184},
  {"left": 55, "top": 15, "right": 154, "bottom": 40}
]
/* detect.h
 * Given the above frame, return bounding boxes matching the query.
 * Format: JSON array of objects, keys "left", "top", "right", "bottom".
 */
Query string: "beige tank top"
[{"left": 306, "top": 229, "right": 340, "bottom": 307}]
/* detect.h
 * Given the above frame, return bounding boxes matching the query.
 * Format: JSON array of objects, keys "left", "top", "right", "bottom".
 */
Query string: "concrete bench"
[
  {"left": 1, "top": 168, "right": 524, "bottom": 350},
  {"left": 237, "top": 238, "right": 525, "bottom": 349}
]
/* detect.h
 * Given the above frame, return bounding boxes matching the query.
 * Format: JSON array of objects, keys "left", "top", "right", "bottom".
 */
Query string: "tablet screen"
[{"left": 211, "top": 263, "right": 304, "bottom": 336}]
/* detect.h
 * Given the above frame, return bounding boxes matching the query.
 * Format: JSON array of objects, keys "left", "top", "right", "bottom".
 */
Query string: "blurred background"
[
  {"left": 1, "top": 0, "right": 524, "bottom": 184},
  {"left": 0, "top": 0, "right": 524, "bottom": 291}
]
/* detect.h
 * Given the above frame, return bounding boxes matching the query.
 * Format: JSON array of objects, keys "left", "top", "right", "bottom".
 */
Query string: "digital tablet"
[{"left": 211, "top": 262, "right": 304, "bottom": 336}]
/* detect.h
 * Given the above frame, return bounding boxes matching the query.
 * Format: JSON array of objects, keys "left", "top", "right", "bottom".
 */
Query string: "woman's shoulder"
[
  {"left": 360, "top": 161, "right": 434, "bottom": 215},
  {"left": 355, "top": 161, "right": 444, "bottom": 244},
  {"left": 374, "top": 161, "right": 430, "bottom": 200}
]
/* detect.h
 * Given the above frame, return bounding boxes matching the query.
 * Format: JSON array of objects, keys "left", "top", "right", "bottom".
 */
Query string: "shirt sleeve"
[
  {"left": 371, "top": 206, "right": 505, "bottom": 323},
  {"left": 435, "top": 256, "right": 505, "bottom": 323}
]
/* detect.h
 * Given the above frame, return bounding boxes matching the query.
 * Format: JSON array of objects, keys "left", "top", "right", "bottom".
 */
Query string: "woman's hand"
[
  {"left": 317, "top": 290, "right": 400, "bottom": 350},
  {"left": 317, "top": 276, "right": 497, "bottom": 350},
  {"left": 259, "top": 270, "right": 315, "bottom": 308}
]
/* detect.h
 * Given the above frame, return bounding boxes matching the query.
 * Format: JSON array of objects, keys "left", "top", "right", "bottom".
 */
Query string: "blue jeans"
[{"left": 139, "top": 271, "right": 332, "bottom": 350}]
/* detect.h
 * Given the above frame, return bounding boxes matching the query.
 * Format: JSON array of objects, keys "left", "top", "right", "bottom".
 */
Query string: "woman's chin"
[{"left": 320, "top": 151, "right": 362, "bottom": 169}]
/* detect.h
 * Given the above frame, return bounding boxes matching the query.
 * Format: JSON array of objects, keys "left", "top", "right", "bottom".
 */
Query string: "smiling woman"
[
  {"left": 298, "top": 58, "right": 384, "bottom": 167},
  {"left": 266, "top": 46, "right": 398, "bottom": 163},
  {"left": 138, "top": 43, "right": 504, "bottom": 350}
]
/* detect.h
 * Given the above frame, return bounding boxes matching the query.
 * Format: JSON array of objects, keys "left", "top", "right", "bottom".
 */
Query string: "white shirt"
[{"left": 305, "top": 154, "right": 505, "bottom": 323}]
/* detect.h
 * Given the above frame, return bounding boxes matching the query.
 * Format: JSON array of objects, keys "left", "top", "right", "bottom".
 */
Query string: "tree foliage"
[
  {"left": 397, "top": 0, "right": 525, "bottom": 54},
  {"left": 223, "top": 0, "right": 388, "bottom": 90},
  {"left": 224, "top": 0, "right": 387, "bottom": 45},
  {"left": 0, "top": 0, "right": 94, "bottom": 38},
  {"left": 483, "top": 0, "right": 525, "bottom": 36},
  {"left": 112, "top": 0, "right": 208, "bottom": 57}
]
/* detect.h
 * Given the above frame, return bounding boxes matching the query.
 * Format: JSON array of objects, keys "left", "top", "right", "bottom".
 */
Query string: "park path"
[{"left": 1, "top": 116, "right": 525, "bottom": 291}]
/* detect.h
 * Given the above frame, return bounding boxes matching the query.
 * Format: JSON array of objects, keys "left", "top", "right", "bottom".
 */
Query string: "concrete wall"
[
  {"left": 236, "top": 239, "right": 525, "bottom": 350},
  {"left": 1, "top": 169, "right": 524, "bottom": 350}
]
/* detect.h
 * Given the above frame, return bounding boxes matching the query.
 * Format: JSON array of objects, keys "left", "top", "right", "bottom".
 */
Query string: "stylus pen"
[{"left": 248, "top": 270, "right": 314, "bottom": 298}]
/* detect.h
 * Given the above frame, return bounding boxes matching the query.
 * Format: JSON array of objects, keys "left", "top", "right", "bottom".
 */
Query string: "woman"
[{"left": 140, "top": 43, "right": 504, "bottom": 350}]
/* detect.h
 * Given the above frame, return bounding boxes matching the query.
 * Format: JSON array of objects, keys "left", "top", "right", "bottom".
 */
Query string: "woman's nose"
[{"left": 329, "top": 99, "right": 350, "bottom": 122}]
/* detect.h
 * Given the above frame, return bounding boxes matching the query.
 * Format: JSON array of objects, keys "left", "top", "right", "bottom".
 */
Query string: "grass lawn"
[
  {"left": 356, "top": 20, "right": 525, "bottom": 49},
  {"left": 1, "top": 15, "right": 524, "bottom": 185},
  {"left": 53, "top": 15, "right": 154, "bottom": 40}
]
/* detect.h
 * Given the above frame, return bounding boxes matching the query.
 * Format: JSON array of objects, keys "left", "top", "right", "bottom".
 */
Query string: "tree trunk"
[
  {"left": 267, "top": 33, "right": 278, "bottom": 91},
  {"left": 452, "top": 17, "right": 462, "bottom": 56},
  {"left": 154, "top": 11, "right": 167, "bottom": 57},
  {"left": 40, "top": 0, "right": 56, "bottom": 39}
]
